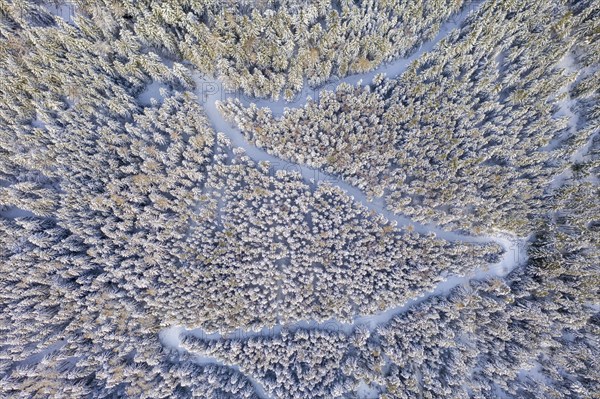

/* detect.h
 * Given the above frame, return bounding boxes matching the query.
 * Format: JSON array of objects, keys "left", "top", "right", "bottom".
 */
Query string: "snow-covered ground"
[
  {"left": 0, "top": 207, "right": 37, "bottom": 219},
  {"left": 355, "top": 381, "right": 381, "bottom": 399},
  {"left": 43, "top": 2, "right": 76, "bottom": 24},
  {"left": 137, "top": 81, "right": 167, "bottom": 106},
  {"left": 18, "top": 340, "right": 67, "bottom": 367}
]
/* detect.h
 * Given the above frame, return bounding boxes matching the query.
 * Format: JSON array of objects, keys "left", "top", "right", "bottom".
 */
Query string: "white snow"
[
  {"left": 43, "top": 2, "right": 76, "bottom": 24},
  {"left": 517, "top": 361, "right": 551, "bottom": 386},
  {"left": 19, "top": 339, "right": 67, "bottom": 367},
  {"left": 0, "top": 207, "right": 37, "bottom": 219},
  {"left": 356, "top": 381, "right": 380, "bottom": 399},
  {"left": 158, "top": 326, "right": 185, "bottom": 348},
  {"left": 137, "top": 81, "right": 167, "bottom": 106},
  {"left": 32, "top": 119, "right": 46, "bottom": 129}
]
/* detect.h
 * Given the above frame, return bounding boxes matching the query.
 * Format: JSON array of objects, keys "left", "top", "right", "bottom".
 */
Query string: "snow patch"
[
  {"left": 137, "top": 81, "right": 167, "bottom": 106},
  {"left": 19, "top": 340, "right": 67, "bottom": 367},
  {"left": 356, "top": 381, "right": 380, "bottom": 399},
  {"left": 43, "top": 2, "right": 76, "bottom": 24},
  {"left": 1, "top": 207, "right": 37, "bottom": 219}
]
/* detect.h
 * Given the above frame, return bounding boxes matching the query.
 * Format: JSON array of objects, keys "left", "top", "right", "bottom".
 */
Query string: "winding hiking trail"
[{"left": 160, "top": 1, "right": 532, "bottom": 397}]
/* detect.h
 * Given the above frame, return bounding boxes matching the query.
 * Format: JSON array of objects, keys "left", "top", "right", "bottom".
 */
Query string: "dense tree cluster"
[
  {"left": 0, "top": 1, "right": 503, "bottom": 396},
  {"left": 181, "top": 329, "right": 356, "bottom": 398},
  {"left": 367, "top": 172, "right": 599, "bottom": 398},
  {"left": 186, "top": 143, "right": 500, "bottom": 331},
  {"left": 221, "top": 0, "right": 599, "bottom": 234},
  {"left": 174, "top": 169, "right": 599, "bottom": 399},
  {"left": 72, "top": 0, "right": 470, "bottom": 99},
  {"left": 0, "top": 0, "right": 597, "bottom": 398},
  {"left": 0, "top": 5, "right": 242, "bottom": 395}
]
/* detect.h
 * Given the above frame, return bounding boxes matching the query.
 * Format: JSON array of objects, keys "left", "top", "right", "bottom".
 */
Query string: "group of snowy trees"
[
  {"left": 182, "top": 328, "right": 355, "bottom": 398},
  {"left": 174, "top": 169, "right": 599, "bottom": 399},
  {"left": 0, "top": 1, "right": 502, "bottom": 397},
  {"left": 0, "top": 0, "right": 598, "bottom": 398},
  {"left": 368, "top": 170, "right": 599, "bottom": 398},
  {"left": 221, "top": 0, "right": 599, "bottom": 235},
  {"left": 182, "top": 133, "right": 501, "bottom": 332},
  {"left": 72, "top": 0, "right": 472, "bottom": 99}
]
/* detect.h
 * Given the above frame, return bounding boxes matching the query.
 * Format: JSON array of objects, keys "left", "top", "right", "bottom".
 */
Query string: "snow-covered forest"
[{"left": 0, "top": 0, "right": 598, "bottom": 398}]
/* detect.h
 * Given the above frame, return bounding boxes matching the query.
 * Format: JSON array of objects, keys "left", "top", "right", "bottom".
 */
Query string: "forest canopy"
[{"left": 0, "top": 0, "right": 598, "bottom": 398}]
